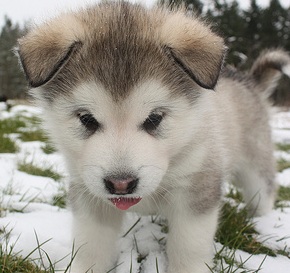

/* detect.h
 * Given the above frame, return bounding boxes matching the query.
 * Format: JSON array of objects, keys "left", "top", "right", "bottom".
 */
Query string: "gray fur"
[{"left": 17, "top": 1, "right": 225, "bottom": 102}]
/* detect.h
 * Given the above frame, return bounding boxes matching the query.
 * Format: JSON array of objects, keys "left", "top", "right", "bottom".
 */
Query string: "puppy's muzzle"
[{"left": 104, "top": 176, "right": 139, "bottom": 195}]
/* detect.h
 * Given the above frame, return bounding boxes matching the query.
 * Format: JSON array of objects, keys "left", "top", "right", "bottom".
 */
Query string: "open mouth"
[{"left": 109, "top": 197, "right": 142, "bottom": 210}]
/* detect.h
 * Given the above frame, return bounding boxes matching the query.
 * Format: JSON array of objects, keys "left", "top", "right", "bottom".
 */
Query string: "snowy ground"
[{"left": 0, "top": 103, "right": 290, "bottom": 273}]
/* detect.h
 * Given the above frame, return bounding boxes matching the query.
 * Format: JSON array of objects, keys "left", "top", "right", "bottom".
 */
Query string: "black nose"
[{"left": 104, "top": 176, "right": 138, "bottom": 195}]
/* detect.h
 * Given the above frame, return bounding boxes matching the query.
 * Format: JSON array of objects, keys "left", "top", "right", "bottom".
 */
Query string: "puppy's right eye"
[{"left": 78, "top": 113, "right": 100, "bottom": 132}]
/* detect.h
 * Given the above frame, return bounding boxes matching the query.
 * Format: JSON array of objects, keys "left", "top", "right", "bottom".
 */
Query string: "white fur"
[
  {"left": 71, "top": 210, "right": 123, "bottom": 272},
  {"left": 38, "top": 80, "right": 223, "bottom": 272},
  {"left": 43, "top": 80, "right": 206, "bottom": 202},
  {"left": 164, "top": 191, "right": 219, "bottom": 273},
  {"left": 35, "top": 76, "right": 276, "bottom": 273}
]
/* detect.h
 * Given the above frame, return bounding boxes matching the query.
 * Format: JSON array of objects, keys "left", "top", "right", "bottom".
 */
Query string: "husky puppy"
[{"left": 17, "top": 1, "right": 290, "bottom": 272}]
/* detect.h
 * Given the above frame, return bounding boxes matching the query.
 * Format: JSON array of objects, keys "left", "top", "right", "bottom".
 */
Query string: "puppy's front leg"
[
  {"left": 166, "top": 191, "right": 220, "bottom": 273},
  {"left": 70, "top": 207, "right": 123, "bottom": 273}
]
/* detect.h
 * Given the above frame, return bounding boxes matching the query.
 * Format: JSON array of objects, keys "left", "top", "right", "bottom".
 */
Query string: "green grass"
[
  {"left": 275, "top": 142, "right": 290, "bottom": 172},
  {"left": 0, "top": 227, "right": 45, "bottom": 273},
  {"left": 215, "top": 184, "right": 290, "bottom": 270},
  {"left": 19, "top": 130, "right": 48, "bottom": 142},
  {"left": 275, "top": 185, "right": 290, "bottom": 209},
  {"left": 0, "top": 249, "right": 46, "bottom": 273},
  {"left": 225, "top": 186, "right": 243, "bottom": 203},
  {"left": 52, "top": 193, "right": 67, "bottom": 209},
  {"left": 21, "top": 115, "right": 42, "bottom": 126},
  {"left": 210, "top": 200, "right": 276, "bottom": 272},
  {"left": 0, "top": 115, "right": 49, "bottom": 152},
  {"left": 276, "top": 143, "right": 290, "bottom": 152},
  {"left": 0, "top": 227, "right": 76, "bottom": 273},
  {"left": 0, "top": 111, "right": 69, "bottom": 272},
  {"left": 210, "top": 246, "right": 268, "bottom": 273},
  {"left": 276, "top": 158, "right": 290, "bottom": 172},
  {"left": 0, "top": 117, "right": 23, "bottom": 153},
  {"left": 277, "top": 186, "right": 290, "bottom": 201},
  {"left": 216, "top": 202, "right": 276, "bottom": 257},
  {"left": 18, "top": 162, "right": 62, "bottom": 181},
  {"left": 277, "top": 248, "right": 290, "bottom": 259},
  {"left": 0, "top": 117, "right": 26, "bottom": 135},
  {"left": 0, "top": 254, "right": 45, "bottom": 273},
  {"left": 41, "top": 143, "right": 57, "bottom": 154},
  {"left": 17, "top": 113, "right": 47, "bottom": 143},
  {"left": 0, "top": 115, "right": 48, "bottom": 143},
  {"left": 0, "top": 134, "right": 18, "bottom": 153}
]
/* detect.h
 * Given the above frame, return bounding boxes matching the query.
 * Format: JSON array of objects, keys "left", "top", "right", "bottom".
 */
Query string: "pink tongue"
[{"left": 109, "top": 197, "right": 142, "bottom": 210}]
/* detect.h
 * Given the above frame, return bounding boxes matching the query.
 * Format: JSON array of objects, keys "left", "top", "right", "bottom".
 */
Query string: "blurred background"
[{"left": 0, "top": 0, "right": 290, "bottom": 104}]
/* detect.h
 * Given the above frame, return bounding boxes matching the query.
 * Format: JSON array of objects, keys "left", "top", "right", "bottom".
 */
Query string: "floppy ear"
[
  {"left": 17, "top": 15, "right": 83, "bottom": 88},
  {"left": 159, "top": 12, "right": 226, "bottom": 89}
]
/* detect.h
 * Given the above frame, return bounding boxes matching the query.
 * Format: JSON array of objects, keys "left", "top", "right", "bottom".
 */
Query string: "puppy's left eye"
[
  {"left": 78, "top": 113, "right": 100, "bottom": 132},
  {"left": 143, "top": 113, "right": 163, "bottom": 133}
]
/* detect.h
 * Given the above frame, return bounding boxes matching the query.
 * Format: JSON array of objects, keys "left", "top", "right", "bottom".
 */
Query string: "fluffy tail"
[{"left": 250, "top": 49, "right": 290, "bottom": 98}]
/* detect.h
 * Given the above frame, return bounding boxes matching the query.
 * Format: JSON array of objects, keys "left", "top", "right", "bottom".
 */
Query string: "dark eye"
[
  {"left": 143, "top": 113, "right": 163, "bottom": 134},
  {"left": 78, "top": 113, "right": 100, "bottom": 132}
]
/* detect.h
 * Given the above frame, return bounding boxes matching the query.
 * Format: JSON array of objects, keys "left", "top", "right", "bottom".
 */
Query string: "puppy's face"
[
  {"left": 43, "top": 79, "right": 200, "bottom": 209},
  {"left": 17, "top": 2, "right": 225, "bottom": 209}
]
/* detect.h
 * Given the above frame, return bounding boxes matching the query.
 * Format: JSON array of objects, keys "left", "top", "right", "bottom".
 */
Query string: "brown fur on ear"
[
  {"left": 158, "top": 11, "right": 226, "bottom": 89},
  {"left": 17, "top": 14, "right": 84, "bottom": 88}
]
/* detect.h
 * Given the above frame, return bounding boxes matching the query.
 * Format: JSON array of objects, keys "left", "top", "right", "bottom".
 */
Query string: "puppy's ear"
[
  {"left": 159, "top": 13, "right": 226, "bottom": 89},
  {"left": 17, "top": 15, "right": 83, "bottom": 88}
]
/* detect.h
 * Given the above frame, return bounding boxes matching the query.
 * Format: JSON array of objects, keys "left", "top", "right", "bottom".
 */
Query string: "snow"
[
  {"left": 1, "top": 209, "right": 72, "bottom": 269},
  {"left": 276, "top": 169, "right": 290, "bottom": 187},
  {"left": 0, "top": 105, "right": 290, "bottom": 272},
  {"left": 234, "top": 250, "right": 290, "bottom": 273},
  {"left": 255, "top": 208, "right": 290, "bottom": 251}
]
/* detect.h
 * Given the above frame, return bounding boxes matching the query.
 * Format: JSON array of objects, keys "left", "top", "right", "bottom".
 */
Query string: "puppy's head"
[{"left": 17, "top": 2, "right": 225, "bottom": 210}]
